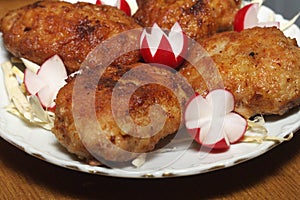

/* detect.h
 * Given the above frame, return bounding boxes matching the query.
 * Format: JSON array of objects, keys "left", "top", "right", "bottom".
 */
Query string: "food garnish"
[
  {"left": 1, "top": 61, "right": 54, "bottom": 130},
  {"left": 97, "top": 0, "right": 131, "bottom": 16},
  {"left": 64, "top": 0, "right": 132, "bottom": 16},
  {"left": 281, "top": 12, "right": 300, "bottom": 31},
  {"left": 234, "top": 3, "right": 279, "bottom": 32},
  {"left": 21, "top": 58, "right": 40, "bottom": 73},
  {"left": 234, "top": 1, "right": 300, "bottom": 32},
  {"left": 184, "top": 89, "right": 248, "bottom": 150},
  {"left": 184, "top": 89, "right": 293, "bottom": 151},
  {"left": 242, "top": 115, "right": 294, "bottom": 144},
  {"left": 131, "top": 153, "right": 147, "bottom": 168},
  {"left": 24, "top": 55, "right": 67, "bottom": 110},
  {"left": 140, "top": 22, "right": 188, "bottom": 69},
  {"left": 116, "top": 0, "right": 131, "bottom": 16}
]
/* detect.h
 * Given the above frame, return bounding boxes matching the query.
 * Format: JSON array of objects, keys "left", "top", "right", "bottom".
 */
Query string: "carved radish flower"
[
  {"left": 234, "top": 3, "right": 279, "bottom": 32},
  {"left": 24, "top": 55, "right": 68, "bottom": 110},
  {"left": 62, "top": 0, "right": 132, "bottom": 16},
  {"left": 184, "top": 89, "right": 247, "bottom": 150},
  {"left": 140, "top": 22, "right": 188, "bottom": 69},
  {"left": 97, "top": 0, "right": 131, "bottom": 16}
]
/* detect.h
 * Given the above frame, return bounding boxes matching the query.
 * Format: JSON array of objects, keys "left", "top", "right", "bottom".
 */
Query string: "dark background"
[{"left": 265, "top": 0, "right": 300, "bottom": 26}]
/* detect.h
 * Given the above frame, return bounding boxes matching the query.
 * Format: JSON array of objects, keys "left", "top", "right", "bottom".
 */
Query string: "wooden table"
[{"left": 0, "top": 1, "right": 299, "bottom": 199}]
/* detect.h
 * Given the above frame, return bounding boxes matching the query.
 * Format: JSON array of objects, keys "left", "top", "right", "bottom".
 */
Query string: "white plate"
[{"left": 0, "top": 5, "right": 300, "bottom": 178}]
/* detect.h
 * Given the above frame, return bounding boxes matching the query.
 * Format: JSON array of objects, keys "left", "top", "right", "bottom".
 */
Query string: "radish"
[
  {"left": 140, "top": 22, "right": 188, "bottom": 69},
  {"left": 117, "top": 0, "right": 131, "bottom": 16},
  {"left": 184, "top": 89, "right": 247, "bottom": 150},
  {"left": 62, "top": 0, "right": 132, "bottom": 16},
  {"left": 234, "top": 3, "right": 279, "bottom": 32},
  {"left": 24, "top": 55, "right": 68, "bottom": 109},
  {"left": 96, "top": 0, "right": 131, "bottom": 16}
]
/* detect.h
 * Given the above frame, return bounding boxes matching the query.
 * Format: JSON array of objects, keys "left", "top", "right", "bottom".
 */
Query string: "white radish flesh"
[
  {"left": 206, "top": 89, "right": 235, "bottom": 116},
  {"left": 224, "top": 113, "right": 248, "bottom": 143},
  {"left": 24, "top": 69, "right": 47, "bottom": 95},
  {"left": 184, "top": 90, "right": 247, "bottom": 150},
  {"left": 24, "top": 55, "right": 67, "bottom": 109}
]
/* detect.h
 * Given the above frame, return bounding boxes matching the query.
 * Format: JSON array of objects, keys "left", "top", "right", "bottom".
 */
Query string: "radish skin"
[
  {"left": 234, "top": 3, "right": 279, "bottom": 32},
  {"left": 24, "top": 55, "right": 67, "bottom": 109},
  {"left": 184, "top": 90, "right": 247, "bottom": 150},
  {"left": 140, "top": 23, "right": 188, "bottom": 68}
]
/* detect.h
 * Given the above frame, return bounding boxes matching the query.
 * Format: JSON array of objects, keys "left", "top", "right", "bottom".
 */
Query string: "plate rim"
[{"left": 0, "top": 4, "right": 300, "bottom": 179}]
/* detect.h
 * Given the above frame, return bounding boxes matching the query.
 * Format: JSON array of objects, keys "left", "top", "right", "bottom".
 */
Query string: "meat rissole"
[
  {"left": 133, "top": 0, "right": 241, "bottom": 40},
  {"left": 52, "top": 63, "right": 193, "bottom": 164},
  {"left": 0, "top": 1, "right": 141, "bottom": 74},
  {"left": 180, "top": 27, "right": 300, "bottom": 118}
]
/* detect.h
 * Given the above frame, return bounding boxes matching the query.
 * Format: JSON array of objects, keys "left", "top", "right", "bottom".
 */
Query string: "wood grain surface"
[{"left": 0, "top": 0, "right": 299, "bottom": 199}]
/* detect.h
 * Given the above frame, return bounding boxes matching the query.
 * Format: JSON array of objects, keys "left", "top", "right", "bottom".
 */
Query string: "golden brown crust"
[
  {"left": 179, "top": 27, "right": 300, "bottom": 118},
  {"left": 52, "top": 63, "right": 192, "bottom": 162},
  {"left": 0, "top": 1, "right": 141, "bottom": 73},
  {"left": 133, "top": 0, "right": 241, "bottom": 40}
]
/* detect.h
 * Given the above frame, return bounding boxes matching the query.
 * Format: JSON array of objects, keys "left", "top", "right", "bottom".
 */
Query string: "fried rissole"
[
  {"left": 180, "top": 27, "right": 300, "bottom": 118},
  {"left": 52, "top": 63, "right": 192, "bottom": 163},
  {"left": 0, "top": 1, "right": 141, "bottom": 74},
  {"left": 133, "top": 0, "right": 241, "bottom": 41}
]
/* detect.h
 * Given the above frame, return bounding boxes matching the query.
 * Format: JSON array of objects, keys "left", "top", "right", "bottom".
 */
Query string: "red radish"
[
  {"left": 224, "top": 113, "right": 248, "bottom": 144},
  {"left": 117, "top": 0, "right": 131, "bottom": 16},
  {"left": 234, "top": 3, "right": 279, "bottom": 32},
  {"left": 184, "top": 89, "right": 247, "bottom": 150},
  {"left": 24, "top": 70, "right": 47, "bottom": 95},
  {"left": 63, "top": 0, "right": 131, "bottom": 16},
  {"left": 140, "top": 22, "right": 188, "bottom": 69},
  {"left": 24, "top": 55, "right": 67, "bottom": 109},
  {"left": 100, "top": 0, "right": 131, "bottom": 16}
]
